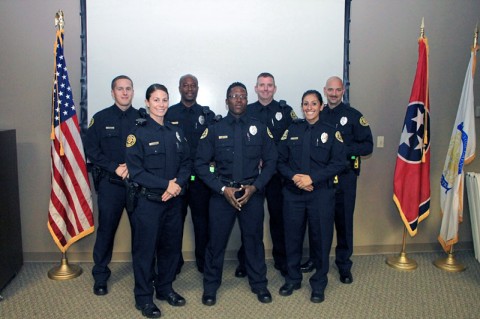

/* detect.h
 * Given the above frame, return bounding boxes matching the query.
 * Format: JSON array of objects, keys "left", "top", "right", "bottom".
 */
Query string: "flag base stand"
[
  {"left": 386, "top": 251, "right": 418, "bottom": 271},
  {"left": 48, "top": 253, "right": 83, "bottom": 280},
  {"left": 433, "top": 251, "right": 466, "bottom": 272},
  {"left": 386, "top": 227, "right": 417, "bottom": 271}
]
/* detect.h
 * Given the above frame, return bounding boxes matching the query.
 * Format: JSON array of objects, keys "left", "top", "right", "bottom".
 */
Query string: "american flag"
[{"left": 48, "top": 29, "right": 94, "bottom": 252}]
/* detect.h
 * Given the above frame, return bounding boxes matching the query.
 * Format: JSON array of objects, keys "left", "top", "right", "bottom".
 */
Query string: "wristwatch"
[{"left": 220, "top": 186, "right": 226, "bottom": 194}]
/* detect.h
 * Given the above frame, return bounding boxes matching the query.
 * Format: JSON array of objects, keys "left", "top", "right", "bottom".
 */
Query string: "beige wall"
[{"left": 1, "top": 0, "right": 479, "bottom": 262}]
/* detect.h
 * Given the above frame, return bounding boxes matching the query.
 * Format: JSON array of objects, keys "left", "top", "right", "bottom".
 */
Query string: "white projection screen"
[{"left": 86, "top": 0, "right": 345, "bottom": 118}]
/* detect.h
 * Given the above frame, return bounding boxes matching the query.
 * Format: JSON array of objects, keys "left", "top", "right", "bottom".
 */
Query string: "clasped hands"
[
  {"left": 224, "top": 185, "right": 257, "bottom": 211},
  {"left": 292, "top": 174, "right": 314, "bottom": 191}
]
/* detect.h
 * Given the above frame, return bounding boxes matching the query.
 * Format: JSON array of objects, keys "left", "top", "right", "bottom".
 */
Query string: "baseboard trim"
[{"left": 24, "top": 241, "right": 473, "bottom": 263}]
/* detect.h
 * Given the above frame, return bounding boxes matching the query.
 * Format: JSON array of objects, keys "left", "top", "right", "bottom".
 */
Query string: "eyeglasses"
[{"left": 228, "top": 94, "right": 247, "bottom": 100}]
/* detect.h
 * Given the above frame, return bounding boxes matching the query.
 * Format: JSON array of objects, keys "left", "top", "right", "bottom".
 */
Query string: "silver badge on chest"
[
  {"left": 321, "top": 132, "right": 328, "bottom": 143},
  {"left": 275, "top": 112, "right": 282, "bottom": 121},
  {"left": 249, "top": 125, "right": 257, "bottom": 136},
  {"left": 198, "top": 115, "right": 205, "bottom": 125},
  {"left": 340, "top": 116, "right": 348, "bottom": 126}
]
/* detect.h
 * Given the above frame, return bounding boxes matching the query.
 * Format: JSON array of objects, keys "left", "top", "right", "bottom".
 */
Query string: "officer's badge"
[
  {"left": 321, "top": 132, "right": 328, "bottom": 143},
  {"left": 126, "top": 134, "right": 136, "bottom": 147},
  {"left": 359, "top": 116, "right": 369, "bottom": 126},
  {"left": 176, "top": 131, "right": 181, "bottom": 142},
  {"left": 200, "top": 128, "right": 208, "bottom": 139},
  {"left": 88, "top": 118, "right": 94, "bottom": 128},
  {"left": 267, "top": 127, "right": 274, "bottom": 139},
  {"left": 335, "top": 131, "right": 344, "bottom": 142},
  {"left": 290, "top": 110, "right": 298, "bottom": 120},
  {"left": 275, "top": 112, "right": 282, "bottom": 121},
  {"left": 198, "top": 115, "right": 205, "bottom": 125},
  {"left": 281, "top": 130, "right": 289, "bottom": 140},
  {"left": 249, "top": 125, "right": 257, "bottom": 136},
  {"left": 340, "top": 116, "right": 348, "bottom": 126}
]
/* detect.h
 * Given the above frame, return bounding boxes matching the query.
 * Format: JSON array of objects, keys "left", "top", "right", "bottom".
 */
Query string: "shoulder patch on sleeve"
[
  {"left": 126, "top": 134, "right": 136, "bottom": 147},
  {"left": 88, "top": 118, "right": 94, "bottom": 128},
  {"left": 359, "top": 116, "right": 369, "bottom": 126},
  {"left": 200, "top": 128, "right": 209, "bottom": 139},
  {"left": 290, "top": 110, "right": 298, "bottom": 120},
  {"left": 335, "top": 131, "right": 343, "bottom": 143},
  {"left": 281, "top": 129, "right": 289, "bottom": 140},
  {"left": 267, "top": 127, "right": 274, "bottom": 139}
]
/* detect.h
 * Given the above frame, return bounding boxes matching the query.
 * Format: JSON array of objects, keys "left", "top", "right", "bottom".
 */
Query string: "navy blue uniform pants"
[
  {"left": 203, "top": 192, "right": 267, "bottom": 294},
  {"left": 237, "top": 172, "right": 286, "bottom": 270},
  {"left": 334, "top": 170, "right": 358, "bottom": 274},
  {"left": 132, "top": 196, "right": 182, "bottom": 306},
  {"left": 92, "top": 177, "right": 131, "bottom": 284},
  {"left": 179, "top": 178, "right": 211, "bottom": 271},
  {"left": 283, "top": 187, "right": 335, "bottom": 292}
]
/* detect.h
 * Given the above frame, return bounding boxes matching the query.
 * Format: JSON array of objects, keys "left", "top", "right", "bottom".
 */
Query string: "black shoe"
[
  {"left": 157, "top": 291, "right": 186, "bottom": 307},
  {"left": 252, "top": 288, "right": 272, "bottom": 303},
  {"left": 93, "top": 283, "right": 108, "bottom": 296},
  {"left": 340, "top": 272, "right": 353, "bottom": 284},
  {"left": 135, "top": 303, "right": 161, "bottom": 318},
  {"left": 279, "top": 283, "right": 301, "bottom": 296},
  {"left": 300, "top": 260, "right": 315, "bottom": 273},
  {"left": 235, "top": 266, "right": 247, "bottom": 278},
  {"left": 202, "top": 294, "right": 216, "bottom": 306},
  {"left": 310, "top": 291, "right": 325, "bottom": 303}
]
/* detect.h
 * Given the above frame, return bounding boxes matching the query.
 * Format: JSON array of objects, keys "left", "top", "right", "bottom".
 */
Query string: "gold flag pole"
[
  {"left": 386, "top": 227, "right": 417, "bottom": 270},
  {"left": 433, "top": 25, "right": 478, "bottom": 273},
  {"left": 48, "top": 10, "right": 83, "bottom": 281}
]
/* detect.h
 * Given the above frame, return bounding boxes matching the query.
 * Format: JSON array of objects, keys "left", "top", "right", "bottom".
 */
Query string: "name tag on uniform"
[
  {"left": 149, "top": 141, "right": 159, "bottom": 146},
  {"left": 290, "top": 137, "right": 299, "bottom": 140},
  {"left": 105, "top": 126, "right": 115, "bottom": 129},
  {"left": 218, "top": 135, "right": 228, "bottom": 139},
  {"left": 171, "top": 121, "right": 179, "bottom": 125}
]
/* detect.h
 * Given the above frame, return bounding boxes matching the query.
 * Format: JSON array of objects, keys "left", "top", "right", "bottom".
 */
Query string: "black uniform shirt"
[
  {"left": 125, "top": 117, "right": 191, "bottom": 191},
  {"left": 277, "top": 119, "right": 346, "bottom": 187},
  {"left": 165, "top": 102, "right": 215, "bottom": 159},
  {"left": 195, "top": 112, "right": 278, "bottom": 194},
  {"left": 84, "top": 104, "right": 139, "bottom": 173},
  {"left": 321, "top": 102, "right": 373, "bottom": 158},
  {"left": 247, "top": 100, "right": 297, "bottom": 144}
]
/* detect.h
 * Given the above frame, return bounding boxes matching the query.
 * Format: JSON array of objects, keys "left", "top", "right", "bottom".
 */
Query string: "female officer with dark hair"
[
  {"left": 277, "top": 90, "right": 346, "bottom": 304},
  {"left": 126, "top": 83, "right": 191, "bottom": 318}
]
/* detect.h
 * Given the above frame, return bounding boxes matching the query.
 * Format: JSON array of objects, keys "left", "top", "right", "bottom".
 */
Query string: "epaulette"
[
  {"left": 279, "top": 100, "right": 289, "bottom": 108},
  {"left": 136, "top": 107, "right": 147, "bottom": 126},
  {"left": 293, "top": 118, "right": 305, "bottom": 124},
  {"left": 213, "top": 114, "right": 223, "bottom": 122},
  {"left": 202, "top": 106, "right": 212, "bottom": 115}
]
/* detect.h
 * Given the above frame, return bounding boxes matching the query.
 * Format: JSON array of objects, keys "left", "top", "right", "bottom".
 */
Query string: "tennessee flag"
[
  {"left": 439, "top": 44, "right": 478, "bottom": 252},
  {"left": 393, "top": 37, "right": 431, "bottom": 236}
]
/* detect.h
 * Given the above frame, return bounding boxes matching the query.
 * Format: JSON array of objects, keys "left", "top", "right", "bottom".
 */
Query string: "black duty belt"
[{"left": 219, "top": 177, "right": 255, "bottom": 188}]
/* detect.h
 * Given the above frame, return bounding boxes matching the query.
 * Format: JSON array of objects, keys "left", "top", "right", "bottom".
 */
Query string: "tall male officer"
[
  {"left": 301, "top": 76, "right": 373, "bottom": 283},
  {"left": 165, "top": 74, "right": 216, "bottom": 274},
  {"left": 84, "top": 75, "right": 139, "bottom": 295},
  {"left": 234, "top": 72, "right": 296, "bottom": 278},
  {"left": 195, "top": 82, "right": 277, "bottom": 306}
]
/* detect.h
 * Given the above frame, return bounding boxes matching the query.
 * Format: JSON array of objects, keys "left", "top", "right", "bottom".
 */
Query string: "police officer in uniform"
[
  {"left": 165, "top": 74, "right": 216, "bottom": 274},
  {"left": 126, "top": 84, "right": 191, "bottom": 318},
  {"left": 195, "top": 82, "right": 277, "bottom": 306},
  {"left": 84, "top": 75, "right": 139, "bottom": 296},
  {"left": 301, "top": 77, "right": 373, "bottom": 284},
  {"left": 235, "top": 72, "right": 296, "bottom": 278},
  {"left": 277, "top": 90, "right": 346, "bottom": 303}
]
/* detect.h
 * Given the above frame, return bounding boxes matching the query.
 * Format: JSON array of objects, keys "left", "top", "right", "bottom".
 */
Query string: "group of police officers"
[{"left": 84, "top": 73, "right": 373, "bottom": 318}]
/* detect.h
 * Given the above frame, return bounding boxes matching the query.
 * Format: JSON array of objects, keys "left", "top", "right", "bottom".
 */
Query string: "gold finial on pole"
[
  {"left": 55, "top": 10, "right": 65, "bottom": 31},
  {"left": 474, "top": 23, "right": 478, "bottom": 50},
  {"left": 420, "top": 17, "right": 425, "bottom": 38}
]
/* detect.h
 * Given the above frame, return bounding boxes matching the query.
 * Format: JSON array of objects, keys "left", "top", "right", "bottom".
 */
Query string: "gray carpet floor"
[{"left": 1, "top": 251, "right": 479, "bottom": 319}]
